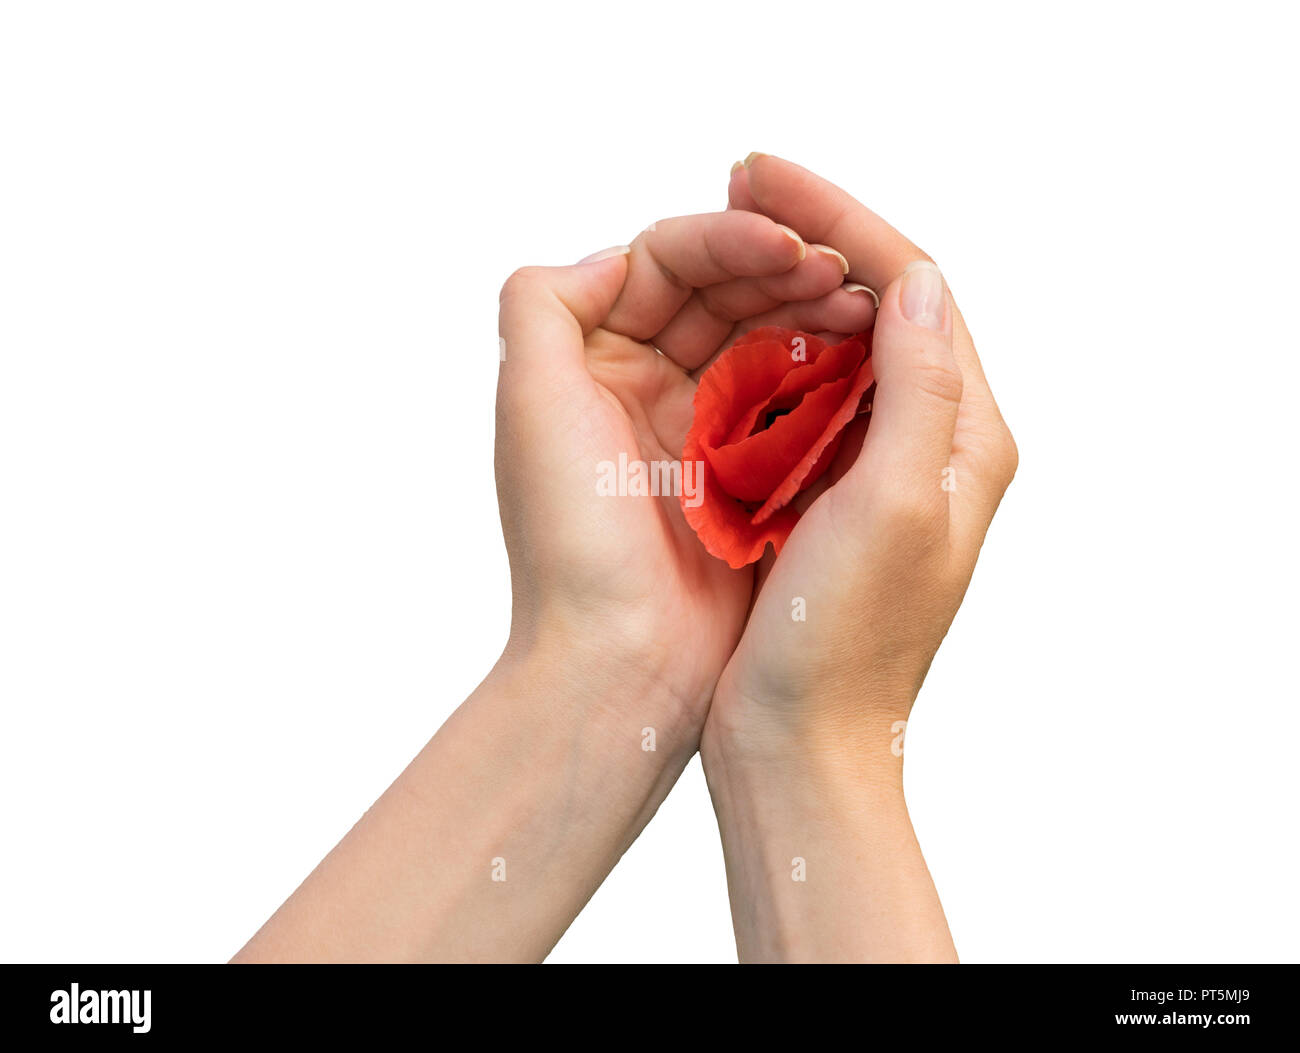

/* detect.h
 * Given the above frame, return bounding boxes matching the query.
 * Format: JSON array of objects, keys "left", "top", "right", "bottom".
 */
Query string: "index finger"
[
  {"left": 730, "top": 154, "right": 927, "bottom": 294},
  {"left": 602, "top": 210, "right": 806, "bottom": 348}
]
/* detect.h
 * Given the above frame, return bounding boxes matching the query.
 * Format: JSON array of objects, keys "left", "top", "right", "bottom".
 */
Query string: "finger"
[
  {"left": 689, "top": 285, "right": 878, "bottom": 382},
  {"left": 727, "top": 158, "right": 759, "bottom": 212},
  {"left": 603, "top": 210, "right": 805, "bottom": 350},
  {"left": 738, "top": 154, "right": 1015, "bottom": 548},
  {"left": 946, "top": 307, "right": 1019, "bottom": 557},
  {"left": 496, "top": 251, "right": 628, "bottom": 408},
  {"left": 646, "top": 362, "right": 697, "bottom": 462},
  {"left": 702, "top": 244, "right": 849, "bottom": 311},
  {"left": 740, "top": 152, "right": 993, "bottom": 408},
  {"left": 840, "top": 261, "right": 962, "bottom": 527},
  {"left": 741, "top": 153, "right": 924, "bottom": 294},
  {"left": 653, "top": 245, "right": 851, "bottom": 369}
]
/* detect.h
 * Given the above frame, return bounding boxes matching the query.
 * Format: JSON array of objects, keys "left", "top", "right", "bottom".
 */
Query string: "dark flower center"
[{"left": 762, "top": 407, "right": 792, "bottom": 430}]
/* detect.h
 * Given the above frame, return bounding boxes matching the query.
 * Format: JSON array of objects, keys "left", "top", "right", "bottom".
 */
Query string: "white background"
[{"left": 2, "top": 2, "right": 1297, "bottom": 964}]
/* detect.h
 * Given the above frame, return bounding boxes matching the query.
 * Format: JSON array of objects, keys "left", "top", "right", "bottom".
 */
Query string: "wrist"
[
  {"left": 492, "top": 626, "right": 705, "bottom": 761},
  {"left": 702, "top": 674, "right": 912, "bottom": 798},
  {"left": 701, "top": 687, "right": 956, "bottom": 964},
  {"left": 701, "top": 713, "right": 909, "bottom": 828}
]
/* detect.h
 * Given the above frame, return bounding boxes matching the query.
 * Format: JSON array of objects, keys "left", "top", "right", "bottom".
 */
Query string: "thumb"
[
  {"left": 497, "top": 247, "right": 630, "bottom": 399},
  {"left": 843, "top": 260, "right": 963, "bottom": 518}
]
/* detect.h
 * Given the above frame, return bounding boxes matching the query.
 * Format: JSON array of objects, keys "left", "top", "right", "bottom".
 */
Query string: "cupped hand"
[
  {"left": 706, "top": 155, "right": 1018, "bottom": 760},
  {"left": 495, "top": 210, "right": 876, "bottom": 730}
]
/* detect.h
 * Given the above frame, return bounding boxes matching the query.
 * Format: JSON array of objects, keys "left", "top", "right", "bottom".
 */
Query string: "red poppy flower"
[{"left": 681, "top": 326, "right": 875, "bottom": 569}]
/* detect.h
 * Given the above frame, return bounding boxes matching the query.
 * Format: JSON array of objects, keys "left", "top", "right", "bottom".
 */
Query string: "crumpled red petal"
[{"left": 681, "top": 326, "right": 874, "bottom": 568}]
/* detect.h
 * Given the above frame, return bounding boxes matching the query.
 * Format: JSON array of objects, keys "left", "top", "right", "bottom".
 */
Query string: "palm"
[
  {"left": 723, "top": 492, "right": 857, "bottom": 702},
  {"left": 575, "top": 328, "right": 753, "bottom": 703}
]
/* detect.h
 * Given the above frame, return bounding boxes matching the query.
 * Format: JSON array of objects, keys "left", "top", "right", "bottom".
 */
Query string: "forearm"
[
  {"left": 234, "top": 646, "right": 695, "bottom": 962},
  {"left": 702, "top": 710, "right": 957, "bottom": 963}
]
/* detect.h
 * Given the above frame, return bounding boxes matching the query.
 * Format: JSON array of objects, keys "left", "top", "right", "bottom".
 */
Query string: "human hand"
[
  {"left": 694, "top": 156, "right": 1017, "bottom": 961},
  {"left": 495, "top": 209, "right": 876, "bottom": 735},
  {"left": 705, "top": 154, "right": 1018, "bottom": 763}
]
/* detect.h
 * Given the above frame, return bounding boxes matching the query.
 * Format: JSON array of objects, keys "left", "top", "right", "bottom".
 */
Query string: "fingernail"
[
  {"left": 775, "top": 224, "right": 806, "bottom": 260},
  {"left": 577, "top": 245, "right": 631, "bottom": 265},
  {"left": 730, "top": 160, "right": 743, "bottom": 175},
  {"left": 842, "top": 282, "right": 880, "bottom": 308},
  {"left": 812, "top": 244, "right": 850, "bottom": 274},
  {"left": 743, "top": 151, "right": 765, "bottom": 168},
  {"left": 899, "top": 260, "right": 945, "bottom": 329}
]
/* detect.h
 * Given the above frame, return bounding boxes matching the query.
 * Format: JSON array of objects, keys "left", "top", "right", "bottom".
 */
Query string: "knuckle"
[
  {"left": 998, "top": 425, "right": 1020, "bottom": 489},
  {"left": 499, "top": 266, "right": 545, "bottom": 303},
  {"left": 876, "top": 488, "right": 947, "bottom": 547},
  {"left": 913, "top": 356, "right": 964, "bottom": 405},
  {"left": 965, "top": 421, "right": 1018, "bottom": 496}
]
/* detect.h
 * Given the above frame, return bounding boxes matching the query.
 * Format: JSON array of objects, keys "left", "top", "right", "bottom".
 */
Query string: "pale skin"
[{"left": 233, "top": 154, "right": 1015, "bottom": 963}]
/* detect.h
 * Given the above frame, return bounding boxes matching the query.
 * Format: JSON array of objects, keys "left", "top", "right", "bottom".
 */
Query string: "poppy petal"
[
  {"left": 680, "top": 327, "right": 875, "bottom": 568},
  {"left": 703, "top": 337, "right": 870, "bottom": 503},
  {"left": 753, "top": 355, "right": 874, "bottom": 523},
  {"left": 682, "top": 431, "right": 800, "bottom": 568}
]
